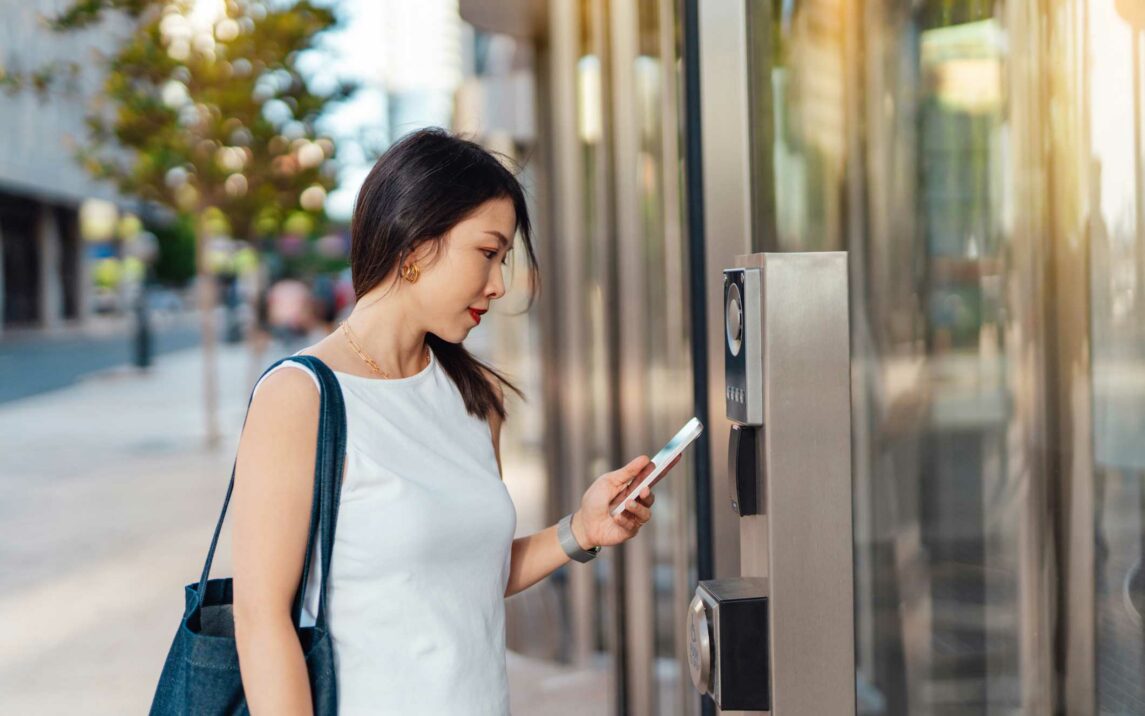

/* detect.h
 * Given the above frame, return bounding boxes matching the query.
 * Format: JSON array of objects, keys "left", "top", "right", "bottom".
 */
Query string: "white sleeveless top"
[{"left": 252, "top": 347, "right": 518, "bottom": 714}]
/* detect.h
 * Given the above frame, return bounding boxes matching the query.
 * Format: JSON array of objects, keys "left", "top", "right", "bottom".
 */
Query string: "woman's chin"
[{"left": 436, "top": 327, "right": 468, "bottom": 344}]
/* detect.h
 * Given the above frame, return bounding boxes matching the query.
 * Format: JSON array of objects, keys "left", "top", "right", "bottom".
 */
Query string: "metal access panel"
[
  {"left": 737, "top": 252, "right": 854, "bottom": 715},
  {"left": 724, "top": 266, "right": 763, "bottom": 426}
]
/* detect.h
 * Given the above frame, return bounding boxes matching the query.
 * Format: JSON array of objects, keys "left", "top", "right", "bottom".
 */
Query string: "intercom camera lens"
[{"left": 725, "top": 283, "right": 743, "bottom": 355}]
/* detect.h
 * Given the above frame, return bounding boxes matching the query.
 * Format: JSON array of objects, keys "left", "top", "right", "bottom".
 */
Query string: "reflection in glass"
[
  {"left": 755, "top": 0, "right": 1145, "bottom": 711},
  {"left": 631, "top": 0, "right": 694, "bottom": 713},
  {"left": 1091, "top": 0, "right": 1145, "bottom": 711},
  {"left": 759, "top": 0, "right": 1055, "bottom": 712},
  {"left": 575, "top": 0, "right": 615, "bottom": 693}
]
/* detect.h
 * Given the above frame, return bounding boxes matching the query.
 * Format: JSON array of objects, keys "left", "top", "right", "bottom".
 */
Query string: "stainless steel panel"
[{"left": 737, "top": 251, "right": 855, "bottom": 715}]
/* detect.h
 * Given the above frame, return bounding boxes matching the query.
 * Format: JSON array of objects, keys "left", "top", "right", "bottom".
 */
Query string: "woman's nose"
[{"left": 487, "top": 269, "right": 506, "bottom": 298}]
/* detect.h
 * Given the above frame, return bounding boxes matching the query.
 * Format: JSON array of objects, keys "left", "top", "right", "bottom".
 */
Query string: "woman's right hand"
[{"left": 573, "top": 454, "right": 681, "bottom": 548}]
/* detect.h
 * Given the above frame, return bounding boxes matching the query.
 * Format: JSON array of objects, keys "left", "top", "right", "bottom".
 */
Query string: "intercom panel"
[{"left": 723, "top": 267, "right": 763, "bottom": 426}]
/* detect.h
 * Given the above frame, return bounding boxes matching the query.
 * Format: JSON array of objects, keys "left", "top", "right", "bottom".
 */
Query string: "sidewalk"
[
  {"left": 0, "top": 341, "right": 607, "bottom": 714},
  {"left": 0, "top": 300, "right": 199, "bottom": 344}
]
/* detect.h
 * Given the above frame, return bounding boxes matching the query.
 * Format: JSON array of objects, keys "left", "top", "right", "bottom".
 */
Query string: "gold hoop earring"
[{"left": 401, "top": 263, "right": 421, "bottom": 283}]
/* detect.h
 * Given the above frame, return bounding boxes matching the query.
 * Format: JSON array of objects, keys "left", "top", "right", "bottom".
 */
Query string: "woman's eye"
[{"left": 482, "top": 249, "right": 498, "bottom": 260}]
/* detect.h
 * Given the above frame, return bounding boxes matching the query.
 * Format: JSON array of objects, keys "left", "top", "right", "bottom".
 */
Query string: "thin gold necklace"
[{"left": 339, "top": 320, "right": 429, "bottom": 379}]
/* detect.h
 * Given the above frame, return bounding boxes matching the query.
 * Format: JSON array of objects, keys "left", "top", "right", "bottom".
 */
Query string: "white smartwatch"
[{"left": 558, "top": 513, "right": 601, "bottom": 563}]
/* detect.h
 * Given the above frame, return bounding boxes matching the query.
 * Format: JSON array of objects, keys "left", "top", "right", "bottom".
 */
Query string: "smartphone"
[{"left": 610, "top": 417, "right": 704, "bottom": 518}]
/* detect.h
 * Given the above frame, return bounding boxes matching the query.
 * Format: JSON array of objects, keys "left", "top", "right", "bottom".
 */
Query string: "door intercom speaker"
[
  {"left": 728, "top": 424, "right": 760, "bottom": 516},
  {"left": 687, "top": 577, "right": 770, "bottom": 711},
  {"left": 723, "top": 268, "right": 763, "bottom": 426}
]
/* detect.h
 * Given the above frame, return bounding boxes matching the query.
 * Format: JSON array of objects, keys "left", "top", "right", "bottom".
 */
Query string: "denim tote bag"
[{"left": 149, "top": 355, "right": 347, "bottom": 715}]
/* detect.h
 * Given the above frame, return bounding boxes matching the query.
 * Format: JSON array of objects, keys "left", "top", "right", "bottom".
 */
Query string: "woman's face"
[{"left": 408, "top": 196, "right": 516, "bottom": 343}]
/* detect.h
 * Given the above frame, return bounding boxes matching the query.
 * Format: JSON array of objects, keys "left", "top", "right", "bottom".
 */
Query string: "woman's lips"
[{"left": 469, "top": 309, "right": 481, "bottom": 325}]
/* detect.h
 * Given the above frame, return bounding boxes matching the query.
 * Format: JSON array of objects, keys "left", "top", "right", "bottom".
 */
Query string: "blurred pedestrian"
[
  {"left": 310, "top": 272, "right": 337, "bottom": 335},
  {"left": 265, "top": 276, "right": 314, "bottom": 346},
  {"left": 227, "top": 128, "right": 673, "bottom": 713},
  {"left": 332, "top": 266, "right": 355, "bottom": 321}
]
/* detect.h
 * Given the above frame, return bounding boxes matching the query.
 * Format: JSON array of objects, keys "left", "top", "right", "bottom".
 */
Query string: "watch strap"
[{"left": 558, "top": 513, "right": 601, "bottom": 563}]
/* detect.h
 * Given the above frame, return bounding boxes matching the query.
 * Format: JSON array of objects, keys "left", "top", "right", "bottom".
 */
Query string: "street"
[{"left": 0, "top": 311, "right": 204, "bottom": 404}]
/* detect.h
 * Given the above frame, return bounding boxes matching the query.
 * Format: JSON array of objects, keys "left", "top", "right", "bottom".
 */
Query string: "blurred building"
[
  {"left": 322, "top": 0, "right": 465, "bottom": 221},
  {"left": 0, "top": 4, "right": 127, "bottom": 335},
  {"left": 460, "top": 0, "right": 1145, "bottom": 714},
  {"left": 377, "top": 0, "right": 462, "bottom": 138}
]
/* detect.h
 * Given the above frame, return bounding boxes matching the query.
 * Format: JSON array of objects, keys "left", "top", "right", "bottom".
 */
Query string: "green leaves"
[
  {"left": 27, "top": 0, "right": 355, "bottom": 241},
  {"left": 47, "top": 0, "right": 152, "bottom": 31}
]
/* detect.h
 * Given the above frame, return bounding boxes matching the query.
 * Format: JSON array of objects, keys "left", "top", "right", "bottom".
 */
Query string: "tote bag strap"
[
  {"left": 305, "top": 357, "right": 347, "bottom": 629},
  {"left": 194, "top": 354, "right": 347, "bottom": 631},
  {"left": 275, "top": 355, "right": 347, "bottom": 628}
]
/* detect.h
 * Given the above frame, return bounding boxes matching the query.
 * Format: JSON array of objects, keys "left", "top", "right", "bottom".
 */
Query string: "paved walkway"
[{"left": 0, "top": 339, "right": 607, "bottom": 714}]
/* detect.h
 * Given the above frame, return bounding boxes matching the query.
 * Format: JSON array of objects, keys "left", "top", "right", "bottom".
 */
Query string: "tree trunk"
[
  {"left": 195, "top": 212, "right": 221, "bottom": 448},
  {"left": 245, "top": 250, "right": 270, "bottom": 388}
]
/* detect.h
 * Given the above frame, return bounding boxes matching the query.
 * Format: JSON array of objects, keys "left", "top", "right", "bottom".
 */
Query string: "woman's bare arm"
[
  {"left": 481, "top": 372, "right": 619, "bottom": 598},
  {"left": 232, "top": 368, "right": 320, "bottom": 715},
  {"left": 482, "top": 372, "right": 655, "bottom": 598}
]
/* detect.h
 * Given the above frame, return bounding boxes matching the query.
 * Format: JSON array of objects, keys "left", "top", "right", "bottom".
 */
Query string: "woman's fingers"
[
  {"left": 621, "top": 499, "right": 652, "bottom": 523},
  {"left": 634, "top": 491, "right": 655, "bottom": 508},
  {"left": 610, "top": 456, "right": 651, "bottom": 490},
  {"left": 627, "top": 455, "right": 652, "bottom": 476}
]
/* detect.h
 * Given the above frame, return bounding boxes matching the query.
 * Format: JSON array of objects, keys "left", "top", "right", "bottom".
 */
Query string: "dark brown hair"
[{"left": 349, "top": 127, "right": 540, "bottom": 422}]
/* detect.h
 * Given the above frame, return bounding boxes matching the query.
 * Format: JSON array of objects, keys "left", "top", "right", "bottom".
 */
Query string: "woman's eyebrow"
[{"left": 484, "top": 230, "right": 511, "bottom": 249}]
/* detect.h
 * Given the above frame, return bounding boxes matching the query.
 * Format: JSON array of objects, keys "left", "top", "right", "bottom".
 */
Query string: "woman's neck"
[{"left": 343, "top": 299, "right": 429, "bottom": 378}]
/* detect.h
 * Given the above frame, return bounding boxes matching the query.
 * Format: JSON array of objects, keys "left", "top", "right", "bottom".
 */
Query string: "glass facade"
[
  {"left": 534, "top": 0, "right": 695, "bottom": 712},
  {"left": 1088, "top": 2, "right": 1145, "bottom": 712},
  {"left": 569, "top": 0, "right": 695, "bottom": 712},
  {"left": 750, "top": 0, "right": 1145, "bottom": 712},
  {"left": 629, "top": 2, "right": 696, "bottom": 713},
  {"left": 486, "top": 0, "right": 1145, "bottom": 711}
]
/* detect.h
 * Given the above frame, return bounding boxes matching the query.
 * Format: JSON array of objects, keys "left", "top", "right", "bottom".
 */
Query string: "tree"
[{"left": 16, "top": 0, "right": 354, "bottom": 446}]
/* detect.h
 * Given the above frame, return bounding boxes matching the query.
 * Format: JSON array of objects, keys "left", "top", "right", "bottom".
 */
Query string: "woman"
[{"left": 231, "top": 128, "right": 673, "bottom": 714}]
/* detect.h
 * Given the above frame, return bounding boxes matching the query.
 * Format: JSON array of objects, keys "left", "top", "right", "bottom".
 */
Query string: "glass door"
[
  {"left": 1086, "top": 1, "right": 1145, "bottom": 711},
  {"left": 747, "top": 0, "right": 1059, "bottom": 711}
]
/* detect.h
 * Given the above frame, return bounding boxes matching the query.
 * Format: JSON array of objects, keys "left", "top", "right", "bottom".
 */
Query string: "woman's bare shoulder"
[
  {"left": 239, "top": 369, "right": 321, "bottom": 461},
  {"left": 244, "top": 334, "right": 343, "bottom": 432},
  {"left": 252, "top": 365, "right": 321, "bottom": 408}
]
